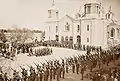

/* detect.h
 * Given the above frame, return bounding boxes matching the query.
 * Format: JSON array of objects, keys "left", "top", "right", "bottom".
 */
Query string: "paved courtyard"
[{"left": 0, "top": 47, "right": 86, "bottom": 78}]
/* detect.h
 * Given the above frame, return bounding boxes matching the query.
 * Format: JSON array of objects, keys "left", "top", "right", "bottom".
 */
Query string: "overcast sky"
[{"left": 0, "top": 0, "right": 120, "bottom": 30}]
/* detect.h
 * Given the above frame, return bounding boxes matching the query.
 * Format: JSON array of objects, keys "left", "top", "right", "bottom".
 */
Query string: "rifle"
[
  {"left": 77, "top": 53, "right": 81, "bottom": 57},
  {"left": 33, "top": 62, "right": 39, "bottom": 67},
  {"left": 45, "top": 60, "right": 48, "bottom": 63},
  {"left": 69, "top": 56, "right": 72, "bottom": 59},
  {"left": 60, "top": 57, "right": 64, "bottom": 60},
  {"left": 40, "top": 62, "right": 44, "bottom": 65},
  {"left": 27, "top": 64, "right": 31, "bottom": 68},
  {"left": 20, "top": 66, "right": 24, "bottom": 70},
  {"left": 49, "top": 59, "right": 52, "bottom": 62},
  {"left": 10, "top": 67, "right": 17, "bottom": 73},
  {"left": 51, "top": 59, "right": 55, "bottom": 62},
  {"left": 53, "top": 57, "right": 57, "bottom": 61}
]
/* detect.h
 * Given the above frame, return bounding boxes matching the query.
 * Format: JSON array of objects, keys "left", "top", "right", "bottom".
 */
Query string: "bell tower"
[
  {"left": 45, "top": 0, "right": 60, "bottom": 41},
  {"left": 106, "top": 6, "right": 114, "bottom": 21},
  {"left": 84, "top": 0, "right": 101, "bottom": 18},
  {"left": 48, "top": 0, "right": 59, "bottom": 19}
]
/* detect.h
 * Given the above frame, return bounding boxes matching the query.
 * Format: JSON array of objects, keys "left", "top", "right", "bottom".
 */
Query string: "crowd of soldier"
[
  {"left": 1, "top": 38, "right": 102, "bottom": 60},
  {"left": 0, "top": 47, "right": 120, "bottom": 81},
  {"left": 29, "top": 47, "right": 53, "bottom": 57},
  {"left": 45, "top": 42, "right": 101, "bottom": 53}
]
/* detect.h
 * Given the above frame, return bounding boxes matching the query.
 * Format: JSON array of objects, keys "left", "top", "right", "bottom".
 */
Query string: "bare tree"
[
  {"left": 9, "top": 28, "right": 34, "bottom": 47},
  {"left": 0, "top": 29, "right": 7, "bottom": 43}
]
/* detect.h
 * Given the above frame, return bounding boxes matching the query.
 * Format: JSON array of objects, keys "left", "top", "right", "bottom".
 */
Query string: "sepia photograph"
[{"left": 0, "top": 0, "right": 120, "bottom": 81}]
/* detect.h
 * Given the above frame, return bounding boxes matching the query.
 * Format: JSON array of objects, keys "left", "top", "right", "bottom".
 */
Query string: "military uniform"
[
  {"left": 59, "top": 65, "right": 62, "bottom": 78},
  {"left": 0, "top": 72, "right": 4, "bottom": 81},
  {"left": 21, "top": 69, "right": 28, "bottom": 81},
  {"left": 65, "top": 63, "right": 69, "bottom": 73},
  {"left": 62, "top": 65, "right": 65, "bottom": 79},
  {"left": 29, "top": 67, "right": 36, "bottom": 81},
  {"left": 45, "top": 66, "right": 49, "bottom": 81},
  {"left": 36, "top": 67, "right": 43, "bottom": 81},
  {"left": 56, "top": 65, "right": 60, "bottom": 81},
  {"left": 12, "top": 71, "right": 21, "bottom": 81},
  {"left": 76, "top": 62, "right": 80, "bottom": 74},
  {"left": 72, "top": 62, "right": 75, "bottom": 73},
  {"left": 80, "top": 65, "right": 84, "bottom": 80},
  {"left": 43, "top": 70, "right": 46, "bottom": 81},
  {"left": 4, "top": 73, "right": 9, "bottom": 81},
  {"left": 53, "top": 65, "right": 56, "bottom": 79},
  {"left": 81, "top": 60, "right": 85, "bottom": 77},
  {"left": 61, "top": 60, "right": 65, "bottom": 79},
  {"left": 53, "top": 62, "right": 57, "bottom": 79},
  {"left": 39, "top": 70, "right": 43, "bottom": 81},
  {"left": 49, "top": 65, "right": 53, "bottom": 81}
]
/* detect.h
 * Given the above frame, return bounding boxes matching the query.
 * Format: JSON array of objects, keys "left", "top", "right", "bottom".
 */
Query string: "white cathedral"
[{"left": 45, "top": 0, "right": 120, "bottom": 49}]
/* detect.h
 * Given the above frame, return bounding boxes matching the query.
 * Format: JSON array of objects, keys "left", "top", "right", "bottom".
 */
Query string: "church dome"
[
  {"left": 83, "top": 0, "right": 101, "bottom": 18},
  {"left": 85, "top": 0, "right": 100, "bottom": 4}
]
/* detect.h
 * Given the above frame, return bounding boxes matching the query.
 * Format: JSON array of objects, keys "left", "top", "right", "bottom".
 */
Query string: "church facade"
[{"left": 45, "top": 1, "right": 120, "bottom": 49}]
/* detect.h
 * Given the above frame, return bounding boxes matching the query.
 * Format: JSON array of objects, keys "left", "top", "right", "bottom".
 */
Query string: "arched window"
[
  {"left": 117, "top": 28, "right": 119, "bottom": 38},
  {"left": 77, "top": 25, "right": 80, "bottom": 32},
  {"left": 65, "top": 36, "right": 68, "bottom": 41},
  {"left": 111, "top": 28, "right": 115, "bottom": 37},
  {"left": 56, "top": 26, "right": 58, "bottom": 33},
  {"left": 96, "top": 6, "right": 99, "bottom": 13},
  {"left": 106, "top": 13, "right": 111, "bottom": 19},
  {"left": 117, "top": 28, "right": 119, "bottom": 33},
  {"left": 69, "top": 36, "right": 73, "bottom": 42},
  {"left": 35, "top": 37, "right": 38, "bottom": 43},
  {"left": 106, "top": 14, "right": 108, "bottom": 19},
  {"left": 61, "top": 36, "right": 64, "bottom": 42},
  {"left": 65, "top": 22, "right": 70, "bottom": 31},
  {"left": 87, "top": 38, "right": 89, "bottom": 42},
  {"left": 48, "top": 10, "right": 51, "bottom": 18},
  {"left": 87, "top": 25, "right": 89, "bottom": 31},
  {"left": 87, "top": 6, "right": 91, "bottom": 14},
  {"left": 56, "top": 11, "right": 58, "bottom": 18},
  {"left": 55, "top": 35, "right": 59, "bottom": 41},
  {"left": 77, "top": 35, "right": 81, "bottom": 43},
  {"left": 108, "top": 14, "right": 110, "bottom": 19},
  {"left": 107, "top": 32, "right": 109, "bottom": 38}
]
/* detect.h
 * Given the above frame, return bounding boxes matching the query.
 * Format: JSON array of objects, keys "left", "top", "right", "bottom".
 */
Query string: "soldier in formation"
[
  {"left": 29, "top": 66, "right": 36, "bottom": 81},
  {"left": 29, "top": 47, "right": 53, "bottom": 57},
  {"left": 12, "top": 70, "right": 21, "bottom": 81},
  {"left": 21, "top": 66, "right": 28, "bottom": 81},
  {"left": 2, "top": 46, "right": 120, "bottom": 81}
]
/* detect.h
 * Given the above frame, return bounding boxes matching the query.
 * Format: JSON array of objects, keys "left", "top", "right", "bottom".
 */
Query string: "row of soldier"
[
  {"left": 9, "top": 58, "right": 82, "bottom": 81},
  {"left": 0, "top": 49, "right": 119, "bottom": 81},
  {"left": 29, "top": 47, "right": 53, "bottom": 57},
  {"left": 45, "top": 42, "right": 102, "bottom": 53}
]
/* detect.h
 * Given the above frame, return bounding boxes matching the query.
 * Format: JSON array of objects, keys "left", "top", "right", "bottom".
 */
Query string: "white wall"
[
  {"left": 59, "top": 16, "right": 73, "bottom": 41},
  {"left": 81, "top": 19, "right": 106, "bottom": 47},
  {"left": 73, "top": 21, "right": 81, "bottom": 44},
  {"left": 45, "top": 21, "right": 59, "bottom": 41},
  {"left": 81, "top": 19, "right": 92, "bottom": 46}
]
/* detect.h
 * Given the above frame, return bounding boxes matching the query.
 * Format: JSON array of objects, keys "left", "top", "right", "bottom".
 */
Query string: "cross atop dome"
[
  {"left": 52, "top": 0, "right": 55, "bottom": 6},
  {"left": 105, "top": 6, "right": 114, "bottom": 20},
  {"left": 47, "top": 0, "right": 59, "bottom": 19},
  {"left": 48, "top": 0, "right": 58, "bottom": 11},
  {"left": 109, "top": 6, "right": 112, "bottom": 12}
]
